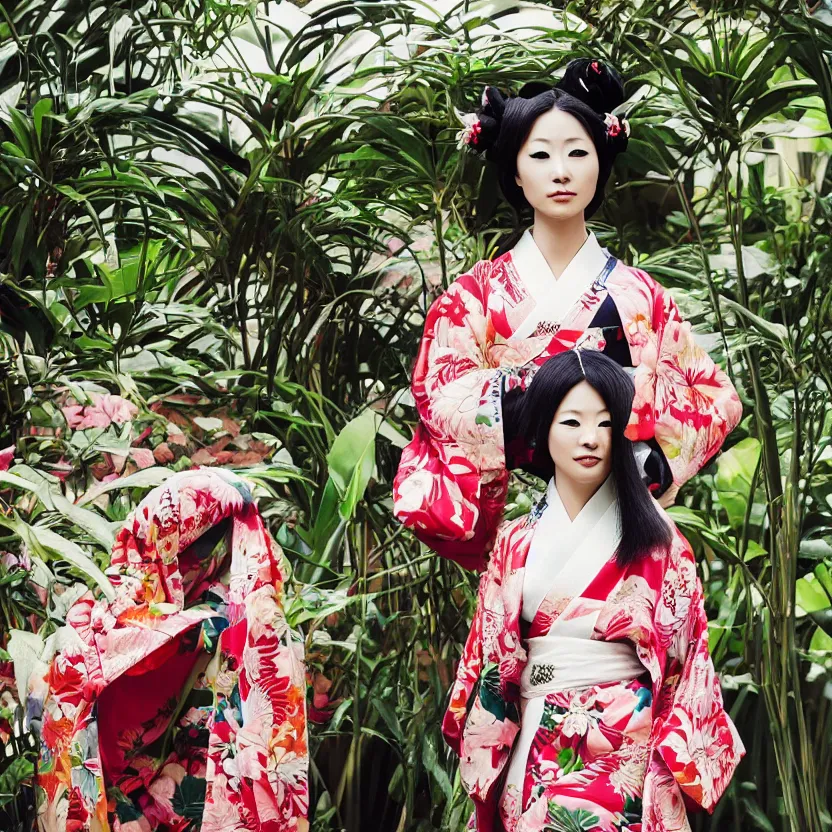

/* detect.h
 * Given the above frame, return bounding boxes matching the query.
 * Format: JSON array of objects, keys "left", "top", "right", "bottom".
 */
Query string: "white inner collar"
[
  {"left": 510, "top": 228, "right": 611, "bottom": 316},
  {"left": 521, "top": 474, "right": 618, "bottom": 623},
  {"left": 547, "top": 473, "right": 616, "bottom": 527}
]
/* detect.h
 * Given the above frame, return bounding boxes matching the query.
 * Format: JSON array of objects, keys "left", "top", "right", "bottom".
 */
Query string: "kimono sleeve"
[
  {"left": 442, "top": 568, "right": 486, "bottom": 756},
  {"left": 646, "top": 537, "right": 745, "bottom": 815},
  {"left": 393, "top": 264, "right": 517, "bottom": 569},
  {"left": 441, "top": 547, "right": 521, "bottom": 808},
  {"left": 622, "top": 273, "right": 742, "bottom": 490}
]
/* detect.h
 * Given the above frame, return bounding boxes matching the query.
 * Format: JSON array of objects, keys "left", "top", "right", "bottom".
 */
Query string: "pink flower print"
[
  {"left": 141, "top": 761, "right": 187, "bottom": 826},
  {"left": 560, "top": 691, "right": 599, "bottom": 739},
  {"left": 515, "top": 793, "right": 549, "bottom": 832},
  {"left": 643, "top": 768, "right": 689, "bottom": 831},
  {"left": 115, "top": 817, "right": 152, "bottom": 832},
  {"left": 129, "top": 448, "right": 155, "bottom": 469},
  {"left": 655, "top": 563, "right": 695, "bottom": 647},
  {"left": 67, "top": 597, "right": 117, "bottom": 643}
]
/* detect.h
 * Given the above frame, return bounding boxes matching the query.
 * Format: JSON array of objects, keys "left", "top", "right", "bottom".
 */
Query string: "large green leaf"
[
  {"left": 739, "top": 79, "right": 817, "bottom": 133},
  {"left": 796, "top": 568, "right": 832, "bottom": 615},
  {"left": 715, "top": 438, "right": 762, "bottom": 529},
  {"left": 0, "top": 515, "right": 115, "bottom": 601},
  {"left": 326, "top": 408, "right": 382, "bottom": 522}
]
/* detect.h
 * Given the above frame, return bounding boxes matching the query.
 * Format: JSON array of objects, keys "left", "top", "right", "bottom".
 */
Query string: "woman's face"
[
  {"left": 548, "top": 380, "right": 613, "bottom": 489},
  {"left": 514, "top": 107, "right": 600, "bottom": 222}
]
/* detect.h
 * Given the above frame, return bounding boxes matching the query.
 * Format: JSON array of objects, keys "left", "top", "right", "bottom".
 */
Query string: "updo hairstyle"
[{"left": 467, "top": 58, "right": 630, "bottom": 219}]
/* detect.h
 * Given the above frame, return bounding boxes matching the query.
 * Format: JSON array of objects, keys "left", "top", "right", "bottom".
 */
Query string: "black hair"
[
  {"left": 471, "top": 58, "right": 628, "bottom": 219},
  {"left": 516, "top": 349, "right": 673, "bottom": 566}
]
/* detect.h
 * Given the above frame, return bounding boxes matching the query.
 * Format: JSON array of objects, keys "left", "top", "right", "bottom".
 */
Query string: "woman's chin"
[
  {"left": 532, "top": 202, "right": 589, "bottom": 222},
  {"left": 562, "top": 464, "right": 608, "bottom": 489}
]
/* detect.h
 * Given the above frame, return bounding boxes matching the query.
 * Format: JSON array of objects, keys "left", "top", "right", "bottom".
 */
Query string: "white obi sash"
[{"left": 521, "top": 635, "right": 647, "bottom": 699}]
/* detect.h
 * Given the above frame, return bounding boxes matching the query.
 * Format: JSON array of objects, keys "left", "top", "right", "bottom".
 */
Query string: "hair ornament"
[
  {"left": 604, "top": 112, "right": 630, "bottom": 139},
  {"left": 457, "top": 112, "right": 483, "bottom": 150},
  {"left": 573, "top": 346, "right": 586, "bottom": 376}
]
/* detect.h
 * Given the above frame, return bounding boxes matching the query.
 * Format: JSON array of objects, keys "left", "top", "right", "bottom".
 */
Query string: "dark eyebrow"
[
  {"left": 559, "top": 408, "right": 611, "bottom": 417},
  {"left": 529, "top": 136, "right": 590, "bottom": 145}
]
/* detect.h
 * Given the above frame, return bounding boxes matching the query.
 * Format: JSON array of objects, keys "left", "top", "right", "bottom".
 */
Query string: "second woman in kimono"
[
  {"left": 442, "top": 349, "right": 744, "bottom": 831},
  {"left": 393, "top": 59, "right": 742, "bottom": 568}
]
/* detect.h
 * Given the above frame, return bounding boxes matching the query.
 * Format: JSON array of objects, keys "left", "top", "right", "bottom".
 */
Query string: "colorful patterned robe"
[
  {"left": 32, "top": 468, "right": 308, "bottom": 832},
  {"left": 393, "top": 233, "right": 742, "bottom": 569},
  {"left": 442, "top": 503, "right": 745, "bottom": 831}
]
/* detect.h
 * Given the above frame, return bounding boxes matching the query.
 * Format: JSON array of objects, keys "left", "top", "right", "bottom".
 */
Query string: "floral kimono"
[
  {"left": 32, "top": 468, "right": 308, "bottom": 832},
  {"left": 393, "top": 229, "right": 742, "bottom": 569},
  {"left": 442, "top": 476, "right": 744, "bottom": 831}
]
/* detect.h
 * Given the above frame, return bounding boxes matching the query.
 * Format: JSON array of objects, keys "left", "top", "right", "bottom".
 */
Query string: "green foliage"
[{"left": 0, "top": 1, "right": 831, "bottom": 831}]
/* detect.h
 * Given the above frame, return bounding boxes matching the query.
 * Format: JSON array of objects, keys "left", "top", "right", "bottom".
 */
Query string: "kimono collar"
[
  {"left": 522, "top": 474, "right": 618, "bottom": 621},
  {"left": 546, "top": 473, "right": 616, "bottom": 527},
  {"left": 510, "top": 228, "right": 611, "bottom": 315}
]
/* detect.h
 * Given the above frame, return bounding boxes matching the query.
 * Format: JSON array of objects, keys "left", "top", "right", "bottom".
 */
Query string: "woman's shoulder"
[
  {"left": 426, "top": 256, "right": 501, "bottom": 307},
  {"left": 607, "top": 257, "right": 664, "bottom": 295},
  {"left": 425, "top": 253, "right": 517, "bottom": 322},
  {"left": 455, "top": 252, "right": 513, "bottom": 291},
  {"left": 483, "top": 512, "right": 536, "bottom": 574},
  {"left": 604, "top": 258, "right": 678, "bottom": 325}
]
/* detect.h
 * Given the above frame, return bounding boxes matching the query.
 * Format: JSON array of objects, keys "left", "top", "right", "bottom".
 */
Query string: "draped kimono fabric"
[
  {"left": 32, "top": 468, "right": 308, "bottom": 832},
  {"left": 441, "top": 500, "right": 744, "bottom": 832},
  {"left": 392, "top": 230, "right": 743, "bottom": 570}
]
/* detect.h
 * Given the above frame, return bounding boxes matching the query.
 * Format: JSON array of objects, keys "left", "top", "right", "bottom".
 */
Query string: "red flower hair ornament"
[
  {"left": 604, "top": 112, "right": 631, "bottom": 139},
  {"left": 457, "top": 112, "right": 483, "bottom": 149}
]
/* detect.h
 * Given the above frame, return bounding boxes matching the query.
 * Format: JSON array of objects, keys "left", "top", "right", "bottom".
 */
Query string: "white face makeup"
[
  {"left": 514, "top": 108, "right": 600, "bottom": 222},
  {"left": 547, "top": 380, "right": 613, "bottom": 492}
]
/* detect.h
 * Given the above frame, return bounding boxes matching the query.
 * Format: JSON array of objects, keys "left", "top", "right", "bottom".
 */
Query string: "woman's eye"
[
  {"left": 560, "top": 419, "right": 580, "bottom": 427},
  {"left": 569, "top": 149, "right": 589, "bottom": 157},
  {"left": 599, "top": 420, "right": 612, "bottom": 427},
  {"left": 530, "top": 151, "right": 549, "bottom": 159}
]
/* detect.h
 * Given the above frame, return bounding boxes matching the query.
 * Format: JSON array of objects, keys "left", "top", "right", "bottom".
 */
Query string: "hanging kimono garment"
[
  {"left": 32, "top": 468, "right": 309, "bottom": 832},
  {"left": 393, "top": 229, "right": 742, "bottom": 569},
  {"left": 442, "top": 480, "right": 744, "bottom": 832}
]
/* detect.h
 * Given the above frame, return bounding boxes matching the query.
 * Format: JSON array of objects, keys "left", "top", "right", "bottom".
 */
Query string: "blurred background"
[{"left": 1, "top": 1, "right": 831, "bottom": 829}]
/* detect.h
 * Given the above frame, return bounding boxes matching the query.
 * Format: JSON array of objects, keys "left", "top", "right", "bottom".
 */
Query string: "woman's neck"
[
  {"left": 530, "top": 213, "right": 589, "bottom": 280},
  {"left": 554, "top": 472, "right": 604, "bottom": 522}
]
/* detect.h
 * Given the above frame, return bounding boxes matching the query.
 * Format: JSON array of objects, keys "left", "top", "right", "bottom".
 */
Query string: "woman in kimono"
[
  {"left": 442, "top": 348, "right": 744, "bottom": 831},
  {"left": 392, "top": 59, "right": 742, "bottom": 569}
]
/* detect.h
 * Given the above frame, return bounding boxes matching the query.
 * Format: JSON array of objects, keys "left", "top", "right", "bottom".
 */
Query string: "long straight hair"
[{"left": 517, "top": 349, "right": 672, "bottom": 565}]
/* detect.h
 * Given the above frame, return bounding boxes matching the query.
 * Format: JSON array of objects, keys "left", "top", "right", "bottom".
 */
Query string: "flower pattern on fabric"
[
  {"left": 442, "top": 508, "right": 744, "bottom": 832},
  {"left": 503, "top": 678, "right": 652, "bottom": 832},
  {"left": 33, "top": 468, "right": 308, "bottom": 832},
  {"left": 393, "top": 249, "right": 742, "bottom": 570}
]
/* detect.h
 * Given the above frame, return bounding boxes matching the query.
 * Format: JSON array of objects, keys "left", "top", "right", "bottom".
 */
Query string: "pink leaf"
[{"left": 129, "top": 448, "right": 155, "bottom": 469}]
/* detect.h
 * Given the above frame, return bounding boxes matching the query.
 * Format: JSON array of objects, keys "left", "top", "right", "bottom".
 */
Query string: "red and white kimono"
[
  {"left": 393, "top": 229, "right": 742, "bottom": 570},
  {"left": 32, "top": 468, "right": 308, "bottom": 832},
  {"left": 441, "top": 475, "right": 744, "bottom": 831}
]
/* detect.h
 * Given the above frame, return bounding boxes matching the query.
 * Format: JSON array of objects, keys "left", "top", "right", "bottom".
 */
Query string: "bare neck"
[
  {"left": 554, "top": 471, "right": 602, "bottom": 522},
  {"left": 530, "top": 213, "right": 589, "bottom": 280}
]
